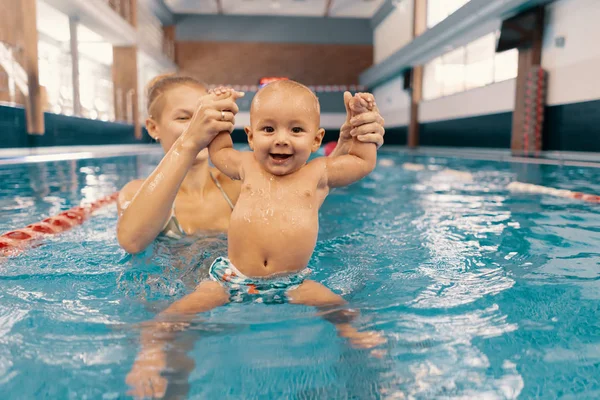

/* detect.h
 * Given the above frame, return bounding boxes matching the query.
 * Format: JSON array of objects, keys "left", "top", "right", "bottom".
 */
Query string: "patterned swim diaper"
[{"left": 209, "top": 257, "right": 310, "bottom": 304}]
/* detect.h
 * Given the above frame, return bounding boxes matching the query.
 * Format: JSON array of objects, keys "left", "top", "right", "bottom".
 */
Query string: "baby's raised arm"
[
  {"left": 324, "top": 93, "right": 378, "bottom": 188},
  {"left": 207, "top": 88, "right": 245, "bottom": 180},
  {"left": 324, "top": 140, "right": 376, "bottom": 188},
  {"left": 208, "top": 132, "right": 244, "bottom": 180}
]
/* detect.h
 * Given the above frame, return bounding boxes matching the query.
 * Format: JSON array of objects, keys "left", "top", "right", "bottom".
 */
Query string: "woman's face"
[{"left": 148, "top": 84, "right": 209, "bottom": 163}]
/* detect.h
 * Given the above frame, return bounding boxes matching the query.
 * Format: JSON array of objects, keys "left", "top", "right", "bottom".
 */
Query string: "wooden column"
[
  {"left": 408, "top": 0, "right": 428, "bottom": 148},
  {"left": 0, "top": 0, "right": 22, "bottom": 104},
  {"left": 511, "top": 7, "right": 545, "bottom": 155},
  {"left": 112, "top": 46, "right": 141, "bottom": 139},
  {"left": 128, "top": 0, "right": 137, "bottom": 27},
  {"left": 1, "top": 0, "right": 44, "bottom": 135},
  {"left": 163, "top": 25, "right": 176, "bottom": 61},
  {"left": 21, "top": 0, "right": 44, "bottom": 134}
]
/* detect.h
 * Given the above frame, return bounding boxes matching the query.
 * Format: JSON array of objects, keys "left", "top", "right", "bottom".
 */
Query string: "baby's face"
[{"left": 246, "top": 87, "right": 324, "bottom": 176}]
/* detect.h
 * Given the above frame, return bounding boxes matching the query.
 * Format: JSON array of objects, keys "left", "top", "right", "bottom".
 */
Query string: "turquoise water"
[{"left": 1, "top": 150, "right": 600, "bottom": 399}]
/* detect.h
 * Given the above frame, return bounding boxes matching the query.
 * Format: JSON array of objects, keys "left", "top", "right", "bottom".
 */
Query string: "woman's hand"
[
  {"left": 181, "top": 88, "right": 245, "bottom": 154},
  {"left": 333, "top": 91, "right": 385, "bottom": 156}
]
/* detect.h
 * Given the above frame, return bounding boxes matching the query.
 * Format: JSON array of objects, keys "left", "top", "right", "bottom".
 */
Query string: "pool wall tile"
[
  {"left": 0, "top": 105, "right": 153, "bottom": 148},
  {"left": 419, "top": 112, "right": 513, "bottom": 148},
  {"left": 543, "top": 99, "right": 600, "bottom": 152},
  {"left": 2, "top": 101, "right": 599, "bottom": 151}
]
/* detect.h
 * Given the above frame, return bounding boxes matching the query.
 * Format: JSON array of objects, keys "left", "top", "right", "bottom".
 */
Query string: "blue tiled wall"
[
  {"left": 419, "top": 112, "right": 513, "bottom": 148},
  {"left": 543, "top": 100, "right": 600, "bottom": 152},
  {"left": 3, "top": 101, "right": 599, "bottom": 151},
  {"left": 0, "top": 105, "right": 152, "bottom": 148}
]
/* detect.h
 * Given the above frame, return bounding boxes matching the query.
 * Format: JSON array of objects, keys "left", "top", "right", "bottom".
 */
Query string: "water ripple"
[{"left": 0, "top": 153, "right": 599, "bottom": 398}]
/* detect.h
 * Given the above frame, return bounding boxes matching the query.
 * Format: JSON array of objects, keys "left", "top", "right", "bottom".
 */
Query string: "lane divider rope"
[
  {"left": 400, "top": 163, "right": 600, "bottom": 203},
  {"left": 4, "top": 163, "right": 598, "bottom": 257},
  {"left": 0, "top": 192, "right": 119, "bottom": 257},
  {"left": 506, "top": 182, "right": 600, "bottom": 203}
]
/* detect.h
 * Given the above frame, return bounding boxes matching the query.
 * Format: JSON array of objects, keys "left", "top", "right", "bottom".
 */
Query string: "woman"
[{"left": 117, "top": 75, "right": 386, "bottom": 252}]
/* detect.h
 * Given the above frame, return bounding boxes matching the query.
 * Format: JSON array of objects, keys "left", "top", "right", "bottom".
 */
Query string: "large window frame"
[{"left": 422, "top": 32, "right": 519, "bottom": 102}]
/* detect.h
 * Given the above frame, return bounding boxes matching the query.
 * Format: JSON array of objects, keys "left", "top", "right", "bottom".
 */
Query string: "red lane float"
[
  {"left": 507, "top": 182, "right": 600, "bottom": 203},
  {"left": 324, "top": 141, "right": 337, "bottom": 156},
  {"left": 401, "top": 166, "right": 599, "bottom": 204},
  {"left": 0, "top": 192, "right": 119, "bottom": 258}
]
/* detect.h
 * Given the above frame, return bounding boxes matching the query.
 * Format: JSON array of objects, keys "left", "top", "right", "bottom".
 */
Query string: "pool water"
[{"left": 1, "top": 149, "right": 600, "bottom": 399}]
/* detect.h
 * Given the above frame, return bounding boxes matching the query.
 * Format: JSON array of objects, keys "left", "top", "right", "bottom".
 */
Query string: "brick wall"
[{"left": 176, "top": 41, "right": 373, "bottom": 86}]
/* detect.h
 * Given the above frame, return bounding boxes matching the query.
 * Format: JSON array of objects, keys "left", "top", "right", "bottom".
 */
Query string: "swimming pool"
[{"left": 1, "top": 147, "right": 600, "bottom": 399}]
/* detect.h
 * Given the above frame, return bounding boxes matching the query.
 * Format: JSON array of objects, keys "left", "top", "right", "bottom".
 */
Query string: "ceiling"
[{"left": 163, "top": 0, "right": 385, "bottom": 18}]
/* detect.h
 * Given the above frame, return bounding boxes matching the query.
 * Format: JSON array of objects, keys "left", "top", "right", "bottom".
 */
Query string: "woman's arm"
[
  {"left": 117, "top": 92, "right": 240, "bottom": 253},
  {"left": 117, "top": 138, "right": 202, "bottom": 254},
  {"left": 328, "top": 91, "right": 385, "bottom": 158}
]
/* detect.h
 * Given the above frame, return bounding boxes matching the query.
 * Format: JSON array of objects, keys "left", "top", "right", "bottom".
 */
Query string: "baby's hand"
[
  {"left": 349, "top": 92, "right": 375, "bottom": 115},
  {"left": 208, "top": 86, "right": 245, "bottom": 99}
]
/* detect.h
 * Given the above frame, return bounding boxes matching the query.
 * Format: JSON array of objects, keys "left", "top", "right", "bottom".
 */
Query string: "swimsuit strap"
[
  {"left": 162, "top": 171, "right": 234, "bottom": 238},
  {"left": 210, "top": 171, "right": 235, "bottom": 210},
  {"left": 170, "top": 209, "right": 185, "bottom": 234},
  {"left": 162, "top": 205, "right": 186, "bottom": 238}
]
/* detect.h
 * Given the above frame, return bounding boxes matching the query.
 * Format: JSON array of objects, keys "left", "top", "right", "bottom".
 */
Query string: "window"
[
  {"left": 441, "top": 47, "right": 466, "bottom": 96},
  {"left": 422, "top": 32, "right": 519, "bottom": 101},
  {"left": 422, "top": 56, "right": 443, "bottom": 101},
  {"left": 37, "top": 1, "right": 114, "bottom": 120},
  {"left": 79, "top": 58, "right": 114, "bottom": 121},
  {"left": 465, "top": 33, "right": 495, "bottom": 90},
  {"left": 77, "top": 25, "right": 114, "bottom": 121},
  {"left": 38, "top": 39, "right": 73, "bottom": 115},
  {"left": 494, "top": 48, "right": 519, "bottom": 83}
]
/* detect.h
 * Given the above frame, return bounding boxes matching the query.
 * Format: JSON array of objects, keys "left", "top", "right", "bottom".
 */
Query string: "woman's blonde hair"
[{"left": 146, "top": 73, "right": 206, "bottom": 120}]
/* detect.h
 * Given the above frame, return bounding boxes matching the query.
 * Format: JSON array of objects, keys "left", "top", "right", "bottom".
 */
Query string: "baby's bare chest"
[{"left": 238, "top": 180, "right": 318, "bottom": 216}]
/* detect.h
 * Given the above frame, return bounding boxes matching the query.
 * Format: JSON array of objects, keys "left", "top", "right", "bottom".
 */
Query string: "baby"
[
  {"left": 149, "top": 81, "right": 383, "bottom": 347},
  {"left": 204, "top": 80, "right": 382, "bottom": 344}
]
